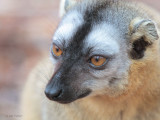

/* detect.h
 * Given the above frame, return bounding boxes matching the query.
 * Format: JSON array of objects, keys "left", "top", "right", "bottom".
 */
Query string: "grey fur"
[
  {"left": 50, "top": 0, "right": 159, "bottom": 99},
  {"left": 51, "top": 0, "right": 158, "bottom": 98},
  {"left": 22, "top": 0, "right": 160, "bottom": 120}
]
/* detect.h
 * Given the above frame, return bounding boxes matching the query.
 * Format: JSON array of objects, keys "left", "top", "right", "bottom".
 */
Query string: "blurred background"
[{"left": 0, "top": 0, "right": 159, "bottom": 120}]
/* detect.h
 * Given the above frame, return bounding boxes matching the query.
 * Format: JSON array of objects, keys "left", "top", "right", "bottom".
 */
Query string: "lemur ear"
[
  {"left": 129, "top": 17, "right": 159, "bottom": 59},
  {"left": 59, "top": 0, "right": 77, "bottom": 17}
]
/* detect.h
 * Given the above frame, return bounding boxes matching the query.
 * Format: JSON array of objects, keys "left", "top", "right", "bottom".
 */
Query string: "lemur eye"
[
  {"left": 52, "top": 44, "right": 63, "bottom": 57},
  {"left": 90, "top": 56, "right": 106, "bottom": 67}
]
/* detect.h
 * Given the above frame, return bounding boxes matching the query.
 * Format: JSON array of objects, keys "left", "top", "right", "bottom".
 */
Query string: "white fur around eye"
[
  {"left": 54, "top": 23, "right": 75, "bottom": 40},
  {"left": 53, "top": 11, "right": 84, "bottom": 45},
  {"left": 85, "top": 23, "right": 120, "bottom": 56}
]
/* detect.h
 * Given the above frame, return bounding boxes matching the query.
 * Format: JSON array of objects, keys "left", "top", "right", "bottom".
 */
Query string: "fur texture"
[{"left": 22, "top": 0, "right": 160, "bottom": 120}]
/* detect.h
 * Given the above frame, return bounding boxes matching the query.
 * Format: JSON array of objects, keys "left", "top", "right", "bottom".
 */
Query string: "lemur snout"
[{"left": 45, "top": 87, "right": 63, "bottom": 101}]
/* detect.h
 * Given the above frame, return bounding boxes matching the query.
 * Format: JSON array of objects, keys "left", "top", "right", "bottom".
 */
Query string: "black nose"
[{"left": 45, "top": 87, "right": 62, "bottom": 101}]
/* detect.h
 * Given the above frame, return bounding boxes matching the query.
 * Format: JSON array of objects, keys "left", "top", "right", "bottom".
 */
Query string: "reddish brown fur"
[{"left": 21, "top": 1, "right": 160, "bottom": 120}]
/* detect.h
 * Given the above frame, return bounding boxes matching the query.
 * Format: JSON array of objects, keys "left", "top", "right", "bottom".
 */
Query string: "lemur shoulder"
[{"left": 22, "top": 0, "right": 160, "bottom": 120}]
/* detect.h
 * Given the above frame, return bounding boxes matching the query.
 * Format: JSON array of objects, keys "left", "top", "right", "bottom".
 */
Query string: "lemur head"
[{"left": 45, "top": 0, "right": 159, "bottom": 104}]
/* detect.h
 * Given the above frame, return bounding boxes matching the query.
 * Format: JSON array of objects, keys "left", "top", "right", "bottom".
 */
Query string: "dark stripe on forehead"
[
  {"left": 60, "top": 21, "right": 92, "bottom": 76},
  {"left": 84, "top": 0, "right": 113, "bottom": 22},
  {"left": 66, "top": 21, "right": 92, "bottom": 56},
  {"left": 65, "top": 0, "right": 115, "bottom": 59},
  {"left": 67, "top": 0, "right": 110, "bottom": 53},
  {"left": 55, "top": 0, "right": 117, "bottom": 82}
]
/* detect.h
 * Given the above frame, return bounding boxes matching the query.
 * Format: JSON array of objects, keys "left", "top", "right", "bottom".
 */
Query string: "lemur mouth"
[
  {"left": 58, "top": 90, "right": 92, "bottom": 104},
  {"left": 77, "top": 90, "right": 91, "bottom": 99}
]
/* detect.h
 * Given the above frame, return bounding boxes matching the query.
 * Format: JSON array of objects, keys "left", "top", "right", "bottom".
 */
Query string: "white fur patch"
[
  {"left": 53, "top": 23, "right": 75, "bottom": 40},
  {"left": 59, "top": 0, "right": 66, "bottom": 17},
  {"left": 59, "top": 0, "right": 77, "bottom": 17},
  {"left": 85, "top": 23, "right": 120, "bottom": 56},
  {"left": 53, "top": 11, "right": 84, "bottom": 46}
]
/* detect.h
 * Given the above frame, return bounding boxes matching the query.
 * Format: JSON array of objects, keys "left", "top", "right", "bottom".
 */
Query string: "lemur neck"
[{"left": 128, "top": 57, "right": 160, "bottom": 97}]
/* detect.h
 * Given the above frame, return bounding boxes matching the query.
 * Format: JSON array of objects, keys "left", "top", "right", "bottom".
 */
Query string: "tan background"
[{"left": 0, "top": 0, "right": 159, "bottom": 120}]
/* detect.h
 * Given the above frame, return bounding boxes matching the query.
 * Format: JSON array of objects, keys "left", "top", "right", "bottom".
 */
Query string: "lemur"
[{"left": 21, "top": 0, "right": 160, "bottom": 120}]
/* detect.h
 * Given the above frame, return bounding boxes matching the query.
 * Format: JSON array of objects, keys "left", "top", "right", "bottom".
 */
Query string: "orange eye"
[
  {"left": 90, "top": 56, "right": 106, "bottom": 66},
  {"left": 52, "top": 44, "right": 63, "bottom": 56}
]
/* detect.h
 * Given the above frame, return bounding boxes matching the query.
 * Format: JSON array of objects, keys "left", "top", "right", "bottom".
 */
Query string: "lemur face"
[
  {"left": 45, "top": 9, "right": 130, "bottom": 103},
  {"left": 45, "top": 0, "right": 159, "bottom": 104}
]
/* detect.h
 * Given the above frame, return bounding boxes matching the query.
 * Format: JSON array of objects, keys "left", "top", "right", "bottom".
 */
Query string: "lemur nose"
[{"left": 45, "top": 87, "right": 62, "bottom": 101}]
